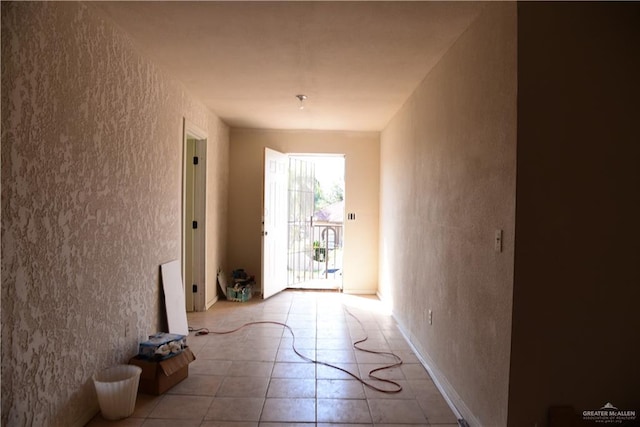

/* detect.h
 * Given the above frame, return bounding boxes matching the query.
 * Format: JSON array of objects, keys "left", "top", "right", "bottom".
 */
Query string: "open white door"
[{"left": 262, "top": 148, "right": 288, "bottom": 299}]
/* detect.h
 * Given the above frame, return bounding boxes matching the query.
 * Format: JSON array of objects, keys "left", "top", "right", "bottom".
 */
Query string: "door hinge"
[
  {"left": 193, "top": 156, "right": 199, "bottom": 165},
  {"left": 192, "top": 284, "right": 197, "bottom": 293},
  {"left": 192, "top": 220, "right": 198, "bottom": 229}
]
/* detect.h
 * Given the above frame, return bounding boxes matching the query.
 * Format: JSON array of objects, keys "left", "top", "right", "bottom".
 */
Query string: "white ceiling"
[{"left": 92, "top": 2, "right": 482, "bottom": 132}]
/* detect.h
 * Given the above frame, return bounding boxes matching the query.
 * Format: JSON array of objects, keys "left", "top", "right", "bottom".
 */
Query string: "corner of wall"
[
  {"left": 378, "top": 3, "right": 517, "bottom": 425},
  {"left": 509, "top": 2, "right": 640, "bottom": 424}
]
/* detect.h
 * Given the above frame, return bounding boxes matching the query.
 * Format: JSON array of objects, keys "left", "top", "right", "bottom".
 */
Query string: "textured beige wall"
[
  {"left": 205, "top": 123, "right": 230, "bottom": 308},
  {"left": 1, "top": 3, "right": 228, "bottom": 426},
  {"left": 379, "top": 3, "right": 517, "bottom": 426},
  {"left": 228, "top": 128, "right": 379, "bottom": 294},
  {"left": 509, "top": 3, "right": 640, "bottom": 425}
]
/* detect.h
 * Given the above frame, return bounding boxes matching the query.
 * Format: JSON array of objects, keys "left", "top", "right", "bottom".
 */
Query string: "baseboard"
[
  {"left": 206, "top": 294, "right": 219, "bottom": 310},
  {"left": 341, "top": 288, "right": 378, "bottom": 295},
  {"left": 72, "top": 403, "right": 99, "bottom": 427},
  {"left": 393, "top": 314, "right": 482, "bottom": 427}
]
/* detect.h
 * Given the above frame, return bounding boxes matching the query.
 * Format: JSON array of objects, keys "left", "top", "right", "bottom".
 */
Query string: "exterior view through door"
[
  {"left": 288, "top": 155, "right": 344, "bottom": 291},
  {"left": 262, "top": 149, "right": 345, "bottom": 299}
]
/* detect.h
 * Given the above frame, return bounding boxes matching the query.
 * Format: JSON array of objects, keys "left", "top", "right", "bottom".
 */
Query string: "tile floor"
[{"left": 87, "top": 290, "right": 459, "bottom": 426}]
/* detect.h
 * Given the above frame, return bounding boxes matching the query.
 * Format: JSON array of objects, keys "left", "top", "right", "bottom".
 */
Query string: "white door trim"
[{"left": 182, "top": 119, "right": 207, "bottom": 311}]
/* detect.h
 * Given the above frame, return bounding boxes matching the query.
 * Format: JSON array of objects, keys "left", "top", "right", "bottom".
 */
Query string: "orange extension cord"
[{"left": 189, "top": 308, "right": 403, "bottom": 393}]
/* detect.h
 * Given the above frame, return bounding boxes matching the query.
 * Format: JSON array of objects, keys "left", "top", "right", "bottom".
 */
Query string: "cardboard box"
[
  {"left": 129, "top": 347, "right": 195, "bottom": 395},
  {"left": 138, "top": 332, "right": 187, "bottom": 359}
]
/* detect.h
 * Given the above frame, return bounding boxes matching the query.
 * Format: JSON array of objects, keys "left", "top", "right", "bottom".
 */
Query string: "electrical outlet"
[
  {"left": 495, "top": 229, "right": 503, "bottom": 253},
  {"left": 428, "top": 310, "right": 433, "bottom": 325}
]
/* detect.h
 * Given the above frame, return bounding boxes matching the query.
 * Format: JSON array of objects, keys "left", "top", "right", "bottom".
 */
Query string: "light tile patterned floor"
[{"left": 87, "top": 290, "right": 459, "bottom": 426}]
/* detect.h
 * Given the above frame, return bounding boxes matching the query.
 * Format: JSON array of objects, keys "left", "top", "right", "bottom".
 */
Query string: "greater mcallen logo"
[{"left": 582, "top": 403, "right": 637, "bottom": 424}]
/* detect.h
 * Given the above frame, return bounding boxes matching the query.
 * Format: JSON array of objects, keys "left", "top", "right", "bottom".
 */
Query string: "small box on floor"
[
  {"left": 227, "top": 269, "right": 255, "bottom": 302},
  {"left": 129, "top": 347, "right": 195, "bottom": 395},
  {"left": 226, "top": 283, "right": 252, "bottom": 302}
]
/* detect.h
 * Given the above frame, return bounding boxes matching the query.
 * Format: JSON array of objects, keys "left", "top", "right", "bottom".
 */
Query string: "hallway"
[{"left": 87, "top": 291, "right": 458, "bottom": 426}]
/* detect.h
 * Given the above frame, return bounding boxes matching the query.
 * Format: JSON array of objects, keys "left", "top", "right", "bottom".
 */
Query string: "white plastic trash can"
[{"left": 93, "top": 364, "right": 142, "bottom": 420}]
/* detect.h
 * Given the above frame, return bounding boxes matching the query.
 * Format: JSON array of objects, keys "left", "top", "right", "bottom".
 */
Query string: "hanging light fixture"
[{"left": 296, "top": 94, "right": 307, "bottom": 110}]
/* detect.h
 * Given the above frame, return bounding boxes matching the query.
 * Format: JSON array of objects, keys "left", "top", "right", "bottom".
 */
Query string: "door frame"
[
  {"left": 260, "top": 150, "right": 348, "bottom": 297},
  {"left": 182, "top": 119, "right": 207, "bottom": 311}
]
